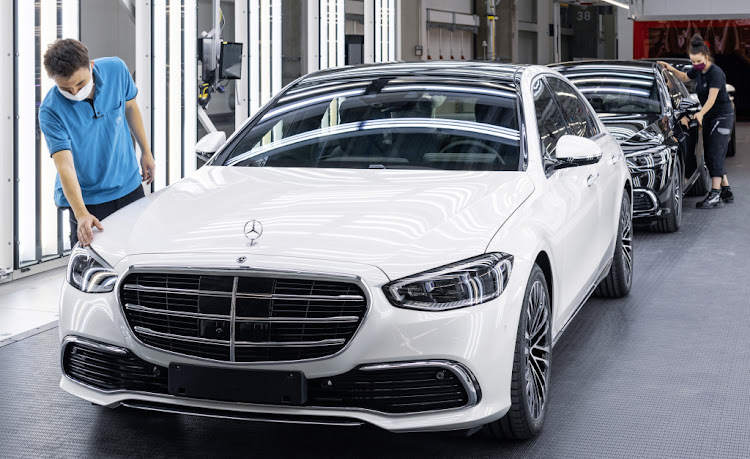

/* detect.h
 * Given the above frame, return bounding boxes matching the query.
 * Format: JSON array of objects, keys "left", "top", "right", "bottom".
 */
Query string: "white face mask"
[{"left": 59, "top": 65, "right": 94, "bottom": 102}]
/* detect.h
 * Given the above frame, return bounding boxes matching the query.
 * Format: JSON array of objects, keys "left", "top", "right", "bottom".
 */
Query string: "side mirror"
[
  {"left": 196, "top": 131, "right": 227, "bottom": 162},
  {"left": 555, "top": 135, "right": 602, "bottom": 167},
  {"left": 671, "top": 92, "right": 682, "bottom": 110}
]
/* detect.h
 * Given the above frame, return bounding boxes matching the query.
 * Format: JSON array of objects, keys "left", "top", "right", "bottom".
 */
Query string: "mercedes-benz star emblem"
[{"left": 244, "top": 220, "right": 263, "bottom": 246}]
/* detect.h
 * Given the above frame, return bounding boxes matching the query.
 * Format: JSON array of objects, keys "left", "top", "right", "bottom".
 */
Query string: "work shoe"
[
  {"left": 696, "top": 189, "right": 724, "bottom": 209},
  {"left": 721, "top": 185, "right": 734, "bottom": 203}
]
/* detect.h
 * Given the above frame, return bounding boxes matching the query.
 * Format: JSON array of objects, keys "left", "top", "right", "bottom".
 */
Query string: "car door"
[
  {"left": 547, "top": 76, "right": 621, "bottom": 262},
  {"left": 532, "top": 77, "right": 602, "bottom": 325},
  {"left": 662, "top": 68, "right": 703, "bottom": 186}
]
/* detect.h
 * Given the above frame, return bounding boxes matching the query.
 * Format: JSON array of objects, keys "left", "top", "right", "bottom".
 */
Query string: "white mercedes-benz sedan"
[{"left": 59, "top": 62, "right": 632, "bottom": 439}]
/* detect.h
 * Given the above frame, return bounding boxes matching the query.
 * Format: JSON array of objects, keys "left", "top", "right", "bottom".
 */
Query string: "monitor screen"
[{"left": 220, "top": 42, "right": 243, "bottom": 80}]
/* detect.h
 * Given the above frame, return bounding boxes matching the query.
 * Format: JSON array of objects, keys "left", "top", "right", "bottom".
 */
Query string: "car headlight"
[
  {"left": 383, "top": 253, "right": 513, "bottom": 311},
  {"left": 66, "top": 246, "right": 118, "bottom": 293}
]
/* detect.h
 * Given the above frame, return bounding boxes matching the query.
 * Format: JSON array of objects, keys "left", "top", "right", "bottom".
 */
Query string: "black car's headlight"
[
  {"left": 66, "top": 246, "right": 118, "bottom": 293},
  {"left": 383, "top": 253, "right": 513, "bottom": 311}
]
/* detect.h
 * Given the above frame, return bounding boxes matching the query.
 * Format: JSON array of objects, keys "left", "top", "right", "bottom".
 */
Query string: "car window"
[
  {"left": 533, "top": 78, "right": 568, "bottom": 169},
  {"left": 220, "top": 79, "right": 521, "bottom": 171},
  {"left": 566, "top": 71, "right": 662, "bottom": 114},
  {"left": 546, "top": 77, "right": 599, "bottom": 138}
]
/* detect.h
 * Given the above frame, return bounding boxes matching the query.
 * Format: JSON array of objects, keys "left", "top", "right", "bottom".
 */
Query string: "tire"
[
  {"left": 484, "top": 264, "right": 551, "bottom": 441},
  {"left": 726, "top": 121, "right": 736, "bottom": 157},
  {"left": 654, "top": 155, "right": 682, "bottom": 233},
  {"left": 595, "top": 190, "right": 633, "bottom": 298},
  {"left": 687, "top": 163, "right": 710, "bottom": 197}
]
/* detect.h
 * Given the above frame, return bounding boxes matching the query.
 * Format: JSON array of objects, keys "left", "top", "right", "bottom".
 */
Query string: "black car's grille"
[
  {"left": 62, "top": 339, "right": 168, "bottom": 393},
  {"left": 63, "top": 337, "right": 474, "bottom": 414},
  {"left": 307, "top": 365, "right": 473, "bottom": 413},
  {"left": 119, "top": 272, "right": 368, "bottom": 362},
  {"left": 633, "top": 191, "right": 656, "bottom": 212}
]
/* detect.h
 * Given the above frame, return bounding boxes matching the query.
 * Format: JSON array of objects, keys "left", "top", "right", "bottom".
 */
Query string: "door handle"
[{"left": 587, "top": 173, "right": 600, "bottom": 187}]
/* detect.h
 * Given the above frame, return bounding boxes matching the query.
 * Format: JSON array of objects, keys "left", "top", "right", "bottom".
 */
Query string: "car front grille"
[
  {"left": 62, "top": 337, "right": 168, "bottom": 393},
  {"left": 119, "top": 271, "right": 368, "bottom": 363},
  {"left": 63, "top": 337, "right": 477, "bottom": 414}
]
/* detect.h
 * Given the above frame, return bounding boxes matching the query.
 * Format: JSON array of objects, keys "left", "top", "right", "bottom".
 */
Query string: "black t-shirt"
[{"left": 686, "top": 64, "right": 734, "bottom": 117}]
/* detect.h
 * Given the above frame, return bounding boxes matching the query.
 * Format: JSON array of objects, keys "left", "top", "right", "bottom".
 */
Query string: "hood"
[
  {"left": 92, "top": 167, "right": 534, "bottom": 280},
  {"left": 598, "top": 112, "right": 667, "bottom": 149}
]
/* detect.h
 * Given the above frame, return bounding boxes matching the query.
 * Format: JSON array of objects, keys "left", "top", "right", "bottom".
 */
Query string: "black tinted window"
[
  {"left": 220, "top": 79, "right": 521, "bottom": 171},
  {"left": 533, "top": 78, "right": 568, "bottom": 166},
  {"left": 547, "top": 77, "right": 598, "bottom": 138}
]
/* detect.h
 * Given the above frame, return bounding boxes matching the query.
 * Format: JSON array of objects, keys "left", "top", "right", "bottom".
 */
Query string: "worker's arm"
[
  {"left": 693, "top": 88, "right": 720, "bottom": 126},
  {"left": 657, "top": 61, "right": 691, "bottom": 83},
  {"left": 125, "top": 98, "right": 156, "bottom": 185},
  {"left": 52, "top": 150, "right": 102, "bottom": 246}
]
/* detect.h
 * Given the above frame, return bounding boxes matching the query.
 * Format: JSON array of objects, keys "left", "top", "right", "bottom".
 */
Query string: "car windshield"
[
  {"left": 565, "top": 71, "right": 662, "bottom": 114},
  {"left": 220, "top": 78, "right": 521, "bottom": 171}
]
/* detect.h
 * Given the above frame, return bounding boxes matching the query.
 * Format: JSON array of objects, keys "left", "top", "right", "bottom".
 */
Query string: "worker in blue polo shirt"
[{"left": 39, "top": 39, "right": 155, "bottom": 247}]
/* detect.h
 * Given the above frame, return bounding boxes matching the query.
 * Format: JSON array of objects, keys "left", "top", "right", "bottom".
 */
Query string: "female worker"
[{"left": 659, "top": 34, "right": 735, "bottom": 209}]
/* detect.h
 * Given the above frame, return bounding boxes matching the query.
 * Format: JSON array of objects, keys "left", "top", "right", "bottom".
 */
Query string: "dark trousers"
[
  {"left": 703, "top": 113, "right": 734, "bottom": 178},
  {"left": 64, "top": 185, "right": 145, "bottom": 246}
]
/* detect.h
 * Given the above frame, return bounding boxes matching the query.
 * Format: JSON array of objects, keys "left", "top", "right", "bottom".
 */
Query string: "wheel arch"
[{"left": 533, "top": 251, "right": 553, "bottom": 318}]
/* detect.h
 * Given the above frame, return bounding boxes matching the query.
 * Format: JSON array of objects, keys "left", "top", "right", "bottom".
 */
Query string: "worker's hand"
[
  {"left": 657, "top": 61, "right": 672, "bottom": 71},
  {"left": 76, "top": 212, "right": 103, "bottom": 247},
  {"left": 680, "top": 116, "right": 690, "bottom": 127},
  {"left": 694, "top": 112, "right": 704, "bottom": 126},
  {"left": 141, "top": 151, "right": 156, "bottom": 185}
]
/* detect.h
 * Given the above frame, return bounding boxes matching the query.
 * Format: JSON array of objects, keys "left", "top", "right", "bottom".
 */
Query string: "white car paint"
[{"left": 59, "top": 63, "right": 631, "bottom": 432}]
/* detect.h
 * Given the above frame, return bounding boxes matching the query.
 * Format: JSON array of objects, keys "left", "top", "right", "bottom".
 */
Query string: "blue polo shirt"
[{"left": 39, "top": 57, "right": 142, "bottom": 207}]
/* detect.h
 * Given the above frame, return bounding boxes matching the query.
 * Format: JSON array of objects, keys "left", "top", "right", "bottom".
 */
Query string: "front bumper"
[
  {"left": 58, "top": 253, "right": 532, "bottom": 432},
  {"left": 627, "top": 149, "right": 676, "bottom": 221}
]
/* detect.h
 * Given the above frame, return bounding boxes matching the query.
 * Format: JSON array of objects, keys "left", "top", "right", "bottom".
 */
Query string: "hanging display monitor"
[{"left": 220, "top": 42, "right": 243, "bottom": 80}]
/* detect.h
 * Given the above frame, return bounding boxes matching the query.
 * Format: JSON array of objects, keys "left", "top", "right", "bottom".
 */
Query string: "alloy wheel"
[
  {"left": 524, "top": 280, "right": 550, "bottom": 421},
  {"left": 621, "top": 200, "right": 634, "bottom": 284}
]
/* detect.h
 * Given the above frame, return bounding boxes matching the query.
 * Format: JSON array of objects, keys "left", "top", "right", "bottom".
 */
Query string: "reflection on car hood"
[
  {"left": 91, "top": 167, "right": 534, "bottom": 280},
  {"left": 597, "top": 112, "right": 667, "bottom": 151}
]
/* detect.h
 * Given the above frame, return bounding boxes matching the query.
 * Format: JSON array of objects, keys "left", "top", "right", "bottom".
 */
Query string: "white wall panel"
[
  {"left": 0, "top": 0, "right": 13, "bottom": 275},
  {"left": 629, "top": 0, "right": 750, "bottom": 20}
]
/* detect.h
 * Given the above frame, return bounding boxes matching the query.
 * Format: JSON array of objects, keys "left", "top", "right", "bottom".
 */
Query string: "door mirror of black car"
[
  {"left": 671, "top": 92, "right": 682, "bottom": 110},
  {"left": 196, "top": 131, "right": 227, "bottom": 162},
  {"left": 555, "top": 135, "right": 602, "bottom": 168}
]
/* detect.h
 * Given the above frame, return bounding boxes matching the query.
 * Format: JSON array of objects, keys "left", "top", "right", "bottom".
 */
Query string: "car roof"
[
  {"left": 550, "top": 60, "right": 658, "bottom": 75},
  {"left": 296, "top": 61, "right": 529, "bottom": 90}
]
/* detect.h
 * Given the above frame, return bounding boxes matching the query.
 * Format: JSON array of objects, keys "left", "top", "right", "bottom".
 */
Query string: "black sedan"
[{"left": 552, "top": 60, "right": 711, "bottom": 232}]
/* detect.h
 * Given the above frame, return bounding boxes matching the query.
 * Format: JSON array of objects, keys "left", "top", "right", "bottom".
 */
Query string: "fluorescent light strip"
[
  {"left": 62, "top": 0, "right": 79, "bottom": 39},
  {"left": 578, "top": 87, "right": 651, "bottom": 97},
  {"left": 249, "top": 0, "right": 260, "bottom": 114},
  {"left": 570, "top": 77, "right": 653, "bottom": 87},
  {"left": 16, "top": 0, "right": 36, "bottom": 263},
  {"left": 40, "top": 0, "right": 59, "bottom": 257},
  {"left": 168, "top": 0, "right": 182, "bottom": 185},
  {"left": 153, "top": 0, "right": 167, "bottom": 190},
  {"left": 184, "top": 0, "right": 197, "bottom": 175},
  {"left": 601, "top": 0, "right": 628, "bottom": 9},
  {"left": 261, "top": 0, "right": 272, "bottom": 105},
  {"left": 381, "top": 84, "right": 517, "bottom": 99}
]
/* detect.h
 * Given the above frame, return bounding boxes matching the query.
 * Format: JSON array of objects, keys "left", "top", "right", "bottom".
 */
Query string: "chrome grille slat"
[{"left": 120, "top": 271, "right": 367, "bottom": 362}]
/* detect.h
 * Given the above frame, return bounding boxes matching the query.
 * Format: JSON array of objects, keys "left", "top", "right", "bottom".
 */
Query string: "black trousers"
[
  {"left": 63, "top": 185, "right": 145, "bottom": 246},
  {"left": 703, "top": 113, "right": 734, "bottom": 178}
]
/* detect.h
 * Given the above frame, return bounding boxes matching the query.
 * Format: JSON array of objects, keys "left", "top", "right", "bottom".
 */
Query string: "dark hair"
[
  {"left": 689, "top": 34, "right": 711, "bottom": 57},
  {"left": 43, "top": 39, "right": 90, "bottom": 78}
]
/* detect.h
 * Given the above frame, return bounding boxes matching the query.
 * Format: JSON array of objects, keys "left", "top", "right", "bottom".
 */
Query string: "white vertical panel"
[
  {"left": 336, "top": 0, "right": 345, "bottom": 67},
  {"left": 388, "top": 0, "right": 395, "bottom": 60},
  {"left": 272, "top": 0, "right": 282, "bottom": 95},
  {"left": 184, "top": 0, "right": 197, "bottom": 175},
  {"left": 168, "top": 0, "right": 182, "bottom": 184},
  {"left": 249, "top": 0, "right": 260, "bottom": 114},
  {"left": 363, "top": 0, "right": 374, "bottom": 63},
  {"left": 0, "top": 0, "right": 14, "bottom": 272},
  {"left": 153, "top": 0, "right": 167, "bottom": 190},
  {"left": 260, "top": 1, "right": 271, "bottom": 105},
  {"left": 39, "top": 0, "right": 58, "bottom": 257},
  {"left": 235, "top": 0, "right": 249, "bottom": 129},
  {"left": 62, "top": 0, "right": 79, "bottom": 39},
  {"left": 16, "top": 0, "right": 36, "bottom": 263},
  {"left": 306, "top": 1, "right": 320, "bottom": 73},
  {"left": 136, "top": 0, "right": 153, "bottom": 176},
  {"left": 319, "top": 1, "right": 328, "bottom": 68},
  {"left": 374, "top": 0, "right": 381, "bottom": 61},
  {"left": 328, "top": 1, "right": 336, "bottom": 67}
]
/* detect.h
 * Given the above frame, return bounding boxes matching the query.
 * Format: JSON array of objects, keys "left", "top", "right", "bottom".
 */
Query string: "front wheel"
[
  {"left": 655, "top": 155, "right": 682, "bottom": 233},
  {"left": 688, "top": 163, "right": 710, "bottom": 197},
  {"left": 595, "top": 190, "right": 633, "bottom": 298},
  {"left": 484, "top": 264, "right": 551, "bottom": 440}
]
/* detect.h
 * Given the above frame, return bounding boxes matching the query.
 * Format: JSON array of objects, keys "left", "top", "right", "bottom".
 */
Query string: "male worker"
[{"left": 39, "top": 39, "right": 155, "bottom": 247}]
